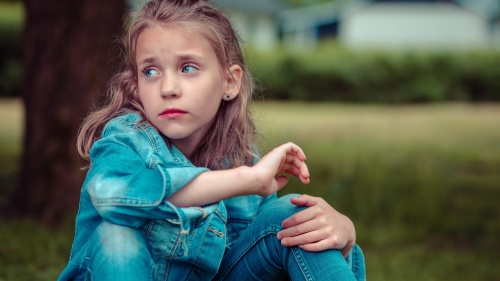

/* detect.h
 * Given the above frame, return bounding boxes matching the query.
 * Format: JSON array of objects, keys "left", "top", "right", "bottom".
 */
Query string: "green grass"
[
  {"left": 254, "top": 102, "right": 500, "bottom": 280},
  {"left": 1, "top": 99, "right": 500, "bottom": 280}
]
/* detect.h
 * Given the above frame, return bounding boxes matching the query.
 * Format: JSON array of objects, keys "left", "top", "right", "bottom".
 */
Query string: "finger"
[
  {"left": 290, "top": 194, "right": 321, "bottom": 208},
  {"left": 274, "top": 176, "right": 289, "bottom": 191},
  {"left": 284, "top": 152, "right": 306, "bottom": 171},
  {"left": 298, "top": 239, "right": 335, "bottom": 252},
  {"left": 301, "top": 235, "right": 349, "bottom": 254},
  {"left": 277, "top": 219, "right": 318, "bottom": 240},
  {"left": 298, "top": 162, "right": 310, "bottom": 183},
  {"left": 280, "top": 162, "right": 308, "bottom": 181},
  {"left": 280, "top": 229, "right": 325, "bottom": 248},
  {"left": 290, "top": 156, "right": 310, "bottom": 180},
  {"left": 281, "top": 154, "right": 310, "bottom": 183},
  {"left": 283, "top": 142, "right": 307, "bottom": 161},
  {"left": 281, "top": 206, "right": 317, "bottom": 228},
  {"left": 280, "top": 163, "right": 300, "bottom": 176},
  {"left": 285, "top": 152, "right": 296, "bottom": 163}
]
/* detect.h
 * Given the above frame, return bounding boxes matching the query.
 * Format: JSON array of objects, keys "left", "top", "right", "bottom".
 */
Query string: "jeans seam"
[
  {"left": 351, "top": 245, "right": 365, "bottom": 281},
  {"left": 217, "top": 225, "right": 282, "bottom": 280},
  {"left": 290, "top": 247, "right": 313, "bottom": 281}
]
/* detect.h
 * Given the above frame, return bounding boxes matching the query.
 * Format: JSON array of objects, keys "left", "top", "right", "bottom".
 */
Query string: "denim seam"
[
  {"left": 290, "top": 246, "right": 313, "bottom": 281},
  {"left": 352, "top": 249, "right": 358, "bottom": 277},
  {"left": 84, "top": 266, "right": 92, "bottom": 281},
  {"left": 352, "top": 246, "right": 366, "bottom": 281},
  {"left": 185, "top": 216, "right": 214, "bottom": 281},
  {"left": 162, "top": 227, "right": 182, "bottom": 280},
  {"left": 218, "top": 225, "right": 282, "bottom": 280},
  {"left": 139, "top": 123, "right": 159, "bottom": 151},
  {"left": 143, "top": 221, "right": 155, "bottom": 239}
]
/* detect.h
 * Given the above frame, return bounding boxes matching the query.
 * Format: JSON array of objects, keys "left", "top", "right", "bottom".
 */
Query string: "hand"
[
  {"left": 253, "top": 142, "right": 310, "bottom": 196},
  {"left": 277, "top": 194, "right": 356, "bottom": 257}
]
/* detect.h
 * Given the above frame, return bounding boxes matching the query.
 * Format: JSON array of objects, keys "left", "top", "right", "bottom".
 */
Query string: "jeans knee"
[{"left": 260, "top": 193, "right": 305, "bottom": 226}]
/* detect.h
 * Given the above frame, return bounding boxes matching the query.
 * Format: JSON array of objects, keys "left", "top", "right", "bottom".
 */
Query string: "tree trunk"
[{"left": 14, "top": 0, "right": 125, "bottom": 226}]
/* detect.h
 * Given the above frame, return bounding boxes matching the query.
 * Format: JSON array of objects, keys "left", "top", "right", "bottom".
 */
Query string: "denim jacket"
[{"left": 59, "top": 113, "right": 277, "bottom": 280}]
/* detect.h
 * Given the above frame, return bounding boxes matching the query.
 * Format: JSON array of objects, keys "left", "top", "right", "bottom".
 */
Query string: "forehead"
[{"left": 135, "top": 24, "right": 217, "bottom": 61}]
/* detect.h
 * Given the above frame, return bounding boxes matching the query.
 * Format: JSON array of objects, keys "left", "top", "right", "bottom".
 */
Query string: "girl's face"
[{"left": 135, "top": 25, "right": 242, "bottom": 158}]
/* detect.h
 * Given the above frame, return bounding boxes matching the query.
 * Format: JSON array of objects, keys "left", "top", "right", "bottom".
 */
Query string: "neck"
[
  {"left": 170, "top": 138, "right": 199, "bottom": 163},
  {"left": 176, "top": 144, "right": 194, "bottom": 161}
]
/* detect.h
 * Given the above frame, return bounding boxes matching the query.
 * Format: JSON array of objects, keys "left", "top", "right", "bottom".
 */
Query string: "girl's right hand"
[{"left": 253, "top": 142, "right": 310, "bottom": 196}]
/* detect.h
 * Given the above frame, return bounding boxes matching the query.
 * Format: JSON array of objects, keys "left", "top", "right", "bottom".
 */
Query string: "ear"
[{"left": 222, "top": 64, "right": 243, "bottom": 101}]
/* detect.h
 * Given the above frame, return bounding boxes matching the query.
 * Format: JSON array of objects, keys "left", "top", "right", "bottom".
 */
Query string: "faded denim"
[{"left": 58, "top": 113, "right": 365, "bottom": 281}]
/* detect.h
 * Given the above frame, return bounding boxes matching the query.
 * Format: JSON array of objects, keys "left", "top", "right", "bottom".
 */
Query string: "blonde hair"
[{"left": 77, "top": 0, "right": 257, "bottom": 170}]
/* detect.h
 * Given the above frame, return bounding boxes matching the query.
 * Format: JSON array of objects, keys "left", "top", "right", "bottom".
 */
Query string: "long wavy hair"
[{"left": 77, "top": 0, "right": 257, "bottom": 170}]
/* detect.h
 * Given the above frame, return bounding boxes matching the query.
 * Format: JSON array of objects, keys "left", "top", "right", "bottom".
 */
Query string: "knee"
[{"left": 259, "top": 193, "right": 305, "bottom": 225}]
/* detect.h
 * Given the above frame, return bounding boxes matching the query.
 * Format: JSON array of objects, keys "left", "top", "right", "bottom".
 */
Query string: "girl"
[{"left": 58, "top": 0, "right": 365, "bottom": 280}]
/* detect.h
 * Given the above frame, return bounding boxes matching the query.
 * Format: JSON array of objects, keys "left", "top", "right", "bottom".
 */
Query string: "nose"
[{"left": 160, "top": 75, "right": 181, "bottom": 99}]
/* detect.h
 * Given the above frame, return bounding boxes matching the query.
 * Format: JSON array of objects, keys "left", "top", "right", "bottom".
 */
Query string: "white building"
[
  {"left": 340, "top": 1, "right": 492, "bottom": 50},
  {"left": 279, "top": 0, "right": 500, "bottom": 50},
  {"left": 127, "top": 0, "right": 289, "bottom": 51},
  {"left": 128, "top": 0, "right": 499, "bottom": 51}
]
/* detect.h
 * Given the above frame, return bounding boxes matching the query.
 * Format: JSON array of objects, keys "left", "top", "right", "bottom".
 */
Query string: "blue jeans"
[
  {"left": 214, "top": 194, "right": 365, "bottom": 281},
  {"left": 80, "top": 195, "right": 365, "bottom": 280}
]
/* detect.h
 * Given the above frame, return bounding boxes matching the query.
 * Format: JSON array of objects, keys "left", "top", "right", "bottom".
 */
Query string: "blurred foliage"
[
  {"left": 0, "top": 2, "right": 23, "bottom": 98},
  {"left": 246, "top": 42, "right": 500, "bottom": 103}
]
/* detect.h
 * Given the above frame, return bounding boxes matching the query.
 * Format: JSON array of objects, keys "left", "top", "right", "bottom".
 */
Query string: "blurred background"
[{"left": 1, "top": 0, "right": 499, "bottom": 280}]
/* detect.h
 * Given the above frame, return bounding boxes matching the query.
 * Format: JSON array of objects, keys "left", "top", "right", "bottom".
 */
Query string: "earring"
[{"left": 226, "top": 95, "right": 231, "bottom": 99}]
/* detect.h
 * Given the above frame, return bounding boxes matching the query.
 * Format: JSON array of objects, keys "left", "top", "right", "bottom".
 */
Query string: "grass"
[
  {"left": 255, "top": 101, "right": 500, "bottom": 280},
  {"left": 1, "top": 98, "right": 499, "bottom": 280}
]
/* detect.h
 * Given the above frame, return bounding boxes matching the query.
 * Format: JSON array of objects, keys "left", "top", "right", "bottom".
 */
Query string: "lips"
[{"left": 159, "top": 108, "right": 187, "bottom": 119}]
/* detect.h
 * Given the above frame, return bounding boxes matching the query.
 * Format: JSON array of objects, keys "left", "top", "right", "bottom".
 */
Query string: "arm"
[
  {"left": 276, "top": 194, "right": 356, "bottom": 258},
  {"left": 85, "top": 116, "right": 210, "bottom": 226},
  {"left": 167, "top": 142, "right": 310, "bottom": 207}
]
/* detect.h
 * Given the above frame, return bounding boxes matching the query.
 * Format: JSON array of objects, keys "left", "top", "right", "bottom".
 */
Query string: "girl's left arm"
[{"left": 276, "top": 194, "right": 355, "bottom": 257}]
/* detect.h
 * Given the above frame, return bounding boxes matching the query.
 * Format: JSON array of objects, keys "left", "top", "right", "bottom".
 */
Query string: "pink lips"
[{"left": 159, "top": 108, "right": 187, "bottom": 119}]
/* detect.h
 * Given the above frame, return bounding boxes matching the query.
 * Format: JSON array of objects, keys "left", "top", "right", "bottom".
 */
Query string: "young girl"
[{"left": 58, "top": 0, "right": 365, "bottom": 280}]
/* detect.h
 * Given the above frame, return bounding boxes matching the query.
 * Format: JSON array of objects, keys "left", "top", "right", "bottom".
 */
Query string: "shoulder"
[
  {"left": 102, "top": 113, "right": 162, "bottom": 146},
  {"left": 103, "top": 112, "right": 147, "bottom": 134},
  {"left": 91, "top": 113, "right": 167, "bottom": 161}
]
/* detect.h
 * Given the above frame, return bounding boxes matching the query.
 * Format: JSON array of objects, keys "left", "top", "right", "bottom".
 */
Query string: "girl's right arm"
[{"left": 167, "top": 142, "right": 310, "bottom": 207}]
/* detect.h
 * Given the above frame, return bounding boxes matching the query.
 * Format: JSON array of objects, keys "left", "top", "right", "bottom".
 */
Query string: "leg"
[
  {"left": 345, "top": 244, "right": 366, "bottom": 281},
  {"left": 215, "top": 194, "right": 364, "bottom": 281},
  {"left": 83, "top": 221, "right": 154, "bottom": 281}
]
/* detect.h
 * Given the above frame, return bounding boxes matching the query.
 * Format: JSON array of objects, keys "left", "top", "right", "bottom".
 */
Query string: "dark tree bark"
[{"left": 13, "top": 0, "right": 125, "bottom": 225}]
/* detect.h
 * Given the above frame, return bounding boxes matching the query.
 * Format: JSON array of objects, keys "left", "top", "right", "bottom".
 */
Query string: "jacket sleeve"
[{"left": 84, "top": 120, "right": 209, "bottom": 228}]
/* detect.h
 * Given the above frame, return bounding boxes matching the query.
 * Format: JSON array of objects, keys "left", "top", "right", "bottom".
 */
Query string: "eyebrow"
[
  {"left": 137, "top": 57, "right": 156, "bottom": 65},
  {"left": 178, "top": 53, "right": 203, "bottom": 61},
  {"left": 136, "top": 52, "right": 205, "bottom": 66}
]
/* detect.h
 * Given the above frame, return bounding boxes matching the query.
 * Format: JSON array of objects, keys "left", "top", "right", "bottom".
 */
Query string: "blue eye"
[
  {"left": 182, "top": 65, "right": 197, "bottom": 73},
  {"left": 143, "top": 68, "right": 159, "bottom": 78}
]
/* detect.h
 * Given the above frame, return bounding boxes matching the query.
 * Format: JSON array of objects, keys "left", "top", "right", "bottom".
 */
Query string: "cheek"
[
  {"left": 137, "top": 89, "right": 154, "bottom": 115},
  {"left": 137, "top": 81, "right": 153, "bottom": 101}
]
